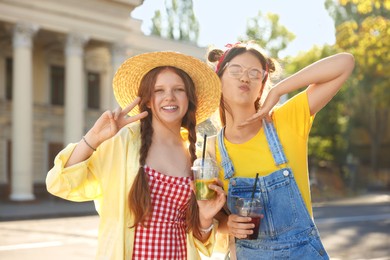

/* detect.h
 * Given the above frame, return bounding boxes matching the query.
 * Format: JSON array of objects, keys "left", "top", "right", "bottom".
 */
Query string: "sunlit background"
[
  {"left": 0, "top": 0, "right": 389, "bottom": 259},
  {"left": 133, "top": 0, "right": 337, "bottom": 57}
]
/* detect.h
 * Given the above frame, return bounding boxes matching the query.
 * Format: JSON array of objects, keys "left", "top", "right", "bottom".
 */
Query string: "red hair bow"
[{"left": 215, "top": 42, "right": 242, "bottom": 72}]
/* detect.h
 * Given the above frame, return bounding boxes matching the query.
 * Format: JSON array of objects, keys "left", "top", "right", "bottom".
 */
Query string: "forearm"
[
  {"left": 274, "top": 53, "right": 354, "bottom": 95},
  {"left": 65, "top": 130, "right": 102, "bottom": 167},
  {"left": 46, "top": 143, "right": 102, "bottom": 201},
  {"left": 193, "top": 180, "right": 227, "bottom": 242},
  {"left": 194, "top": 215, "right": 215, "bottom": 242},
  {"left": 215, "top": 211, "right": 229, "bottom": 234},
  {"left": 273, "top": 52, "right": 355, "bottom": 114}
]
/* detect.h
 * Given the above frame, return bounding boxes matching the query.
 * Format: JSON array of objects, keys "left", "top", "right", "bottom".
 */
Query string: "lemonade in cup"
[{"left": 192, "top": 158, "right": 219, "bottom": 200}]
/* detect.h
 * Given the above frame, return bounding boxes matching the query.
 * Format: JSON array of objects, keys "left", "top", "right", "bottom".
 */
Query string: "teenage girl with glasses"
[{"left": 206, "top": 42, "right": 354, "bottom": 259}]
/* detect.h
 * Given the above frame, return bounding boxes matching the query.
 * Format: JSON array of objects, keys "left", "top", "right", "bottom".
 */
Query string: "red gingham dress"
[{"left": 132, "top": 165, "right": 192, "bottom": 260}]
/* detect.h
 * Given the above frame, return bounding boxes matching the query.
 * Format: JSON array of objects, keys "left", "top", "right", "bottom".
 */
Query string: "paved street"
[
  {"left": 315, "top": 204, "right": 390, "bottom": 259},
  {"left": 0, "top": 216, "right": 99, "bottom": 260},
  {"left": 0, "top": 193, "right": 389, "bottom": 260}
]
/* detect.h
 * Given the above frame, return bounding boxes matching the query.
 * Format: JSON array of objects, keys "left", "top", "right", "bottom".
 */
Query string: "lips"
[
  {"left": 162, "top": 105, "right": 178, "bottom": 111},
  {"left": 239, "top": 85, "right": 250, "bottom": 91}
]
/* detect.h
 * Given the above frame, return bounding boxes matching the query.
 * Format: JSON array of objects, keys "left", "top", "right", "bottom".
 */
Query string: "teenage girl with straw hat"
[{"left": 46, "top": 51, "right": 225, "bottom": 259}]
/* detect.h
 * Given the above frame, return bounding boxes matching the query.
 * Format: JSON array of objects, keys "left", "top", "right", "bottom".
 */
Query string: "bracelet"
[
  {"left": 200, "top": 223, "right": 214, "bottom": 234},
  {"left": 82, "top": 136, "right": 96, "bottom": 151}
]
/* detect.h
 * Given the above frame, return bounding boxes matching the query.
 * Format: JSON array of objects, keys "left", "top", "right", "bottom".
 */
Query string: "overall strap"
[
  {"left": 217, "top": 119, "right": 288, "bottom": 179},
  {"left": 262, "top": 119, "right": 288, "bottom": 166},
  {"left": 217, "top": 129, "right": 235, "bottom": 179}
]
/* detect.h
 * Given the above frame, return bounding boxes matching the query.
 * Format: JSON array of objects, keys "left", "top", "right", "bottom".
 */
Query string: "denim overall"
[{"left": 217, "top": 120, "right": 329, "bottom": 259}]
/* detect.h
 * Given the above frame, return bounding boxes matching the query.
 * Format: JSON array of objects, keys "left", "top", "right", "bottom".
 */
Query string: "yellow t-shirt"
[{"left": 215, "top": 90, "right": 315, "bottom": 216}]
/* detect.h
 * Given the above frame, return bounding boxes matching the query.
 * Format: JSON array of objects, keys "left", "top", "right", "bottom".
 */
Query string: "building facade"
[{"left": 0, "top": 0, "right": 208, "bottom": 201}]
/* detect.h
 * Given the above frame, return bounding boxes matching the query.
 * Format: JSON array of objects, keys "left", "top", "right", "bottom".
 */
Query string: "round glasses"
[{"left": 224, "top": 63, "right": 267, "bottom": 80}]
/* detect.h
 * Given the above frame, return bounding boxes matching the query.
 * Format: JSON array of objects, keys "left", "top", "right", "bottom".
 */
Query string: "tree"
[
  {"left": 284, "top": 45, "right": 351, "bottom": 167},
  {"left": 150, "top": 0, "right": 199, "bottom": 43},
  {"left": 325, "top": 0, "right": 390, "bottom": 172},
  {"left": 239, "top": 11, "right": 295, "bottom": 58}
]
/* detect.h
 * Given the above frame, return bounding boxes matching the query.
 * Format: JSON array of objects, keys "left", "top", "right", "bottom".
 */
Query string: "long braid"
[
  {"left": 128, "top": 115, "right": 153, "bottom": 227},
  {"left": 186, "top": 128, "right": 201, "bottom": 237},
  {"left": 183, "top": 91, "right": 202, "bottom": 237},
  {"left": 128, "top": 67, "right": 157, "bottom": 228}
]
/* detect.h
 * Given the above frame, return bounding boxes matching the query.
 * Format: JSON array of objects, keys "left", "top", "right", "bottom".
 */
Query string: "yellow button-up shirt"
[{"left": 46, "top": 122, "right": 217, "bottom": 259}]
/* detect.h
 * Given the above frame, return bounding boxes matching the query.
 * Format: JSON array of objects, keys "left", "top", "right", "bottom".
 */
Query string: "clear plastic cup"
[
  {"left": 192, "top": 158, "right": 219, "bottom": 200},
  {"left": 235, "top": 198, "right": 262, "bottom": 240}
]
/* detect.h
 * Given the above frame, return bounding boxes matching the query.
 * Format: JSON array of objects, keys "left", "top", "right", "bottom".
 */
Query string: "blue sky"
[{"left": 132, "top": 0, "right": 336, "bottom": 57}]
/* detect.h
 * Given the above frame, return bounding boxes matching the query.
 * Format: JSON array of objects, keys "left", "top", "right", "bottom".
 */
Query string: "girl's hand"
[
  {"left": 65, "top": 97, "right": 148, "bottom": 167},
  {"left": 238, "top": 88, "right": 280, "bottom": 127},
  {"left": 89, "top": 97, "right": 148, "bottom": 146},
  {"left": 192, "top": 179, "right": 226, "bottom": 223},
  {"left": 227, "top": 214, "right": 255, "bottom": 239}
]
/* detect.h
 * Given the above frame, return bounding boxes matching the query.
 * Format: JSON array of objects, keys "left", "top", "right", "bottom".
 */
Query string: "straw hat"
[{"left": 113, "top": 51, "right": 221, "bottom": 124}]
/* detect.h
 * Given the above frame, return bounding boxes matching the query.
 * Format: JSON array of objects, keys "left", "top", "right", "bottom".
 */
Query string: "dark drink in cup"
[
  {"left": 248, "top": 216, "right": 261, "bottom": 240},
  {"left": 235, "top": 198, "right": 262, "bottom": 240}
]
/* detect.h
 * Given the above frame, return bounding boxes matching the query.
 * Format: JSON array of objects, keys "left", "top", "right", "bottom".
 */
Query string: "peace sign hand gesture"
[{"left": 89, "top": 97, "right": 148, "bottom": 147}]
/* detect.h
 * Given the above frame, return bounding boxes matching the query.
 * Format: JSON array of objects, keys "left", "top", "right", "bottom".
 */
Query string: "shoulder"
[
  {"left": 118, "top": 121, "right": 140, "bottom": 138},
  {"left": 273, "top": 90, "right": 310, "bottom": 122},
  {"left": 273, "top": 90, "right": 314, "bottom": 138},
  {"left": 206, "top": 134, "right": 217, "bottom": 159},
  {"left": 196, "top": 133, "right": 218, "bottom": 159},
  {"left": 109, "top": 122, "right": 141, "bottom": 148},
  {"left": 207, "top": 135, "right": 217, "bottom": 145},
  {"left": 274, "top": 90, "right": 308, "bottom": 113}
]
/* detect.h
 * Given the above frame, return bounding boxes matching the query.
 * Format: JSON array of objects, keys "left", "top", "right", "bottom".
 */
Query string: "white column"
[
  {"left": 0, "top": 58, "right": 5, "bottom": 99},
  {"left": 64, "top": 33, "right": 88, "bottom": 144},
  {"left": 10, "top": 23, "right": 38, "bottom": 201},
  {"left": 110, "top": 43, "right": 127, "bottom": 109}
]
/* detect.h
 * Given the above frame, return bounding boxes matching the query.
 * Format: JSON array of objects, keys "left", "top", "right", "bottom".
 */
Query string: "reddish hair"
[{"left": 128, "top": 66, "right": 202, "bottom": 236}]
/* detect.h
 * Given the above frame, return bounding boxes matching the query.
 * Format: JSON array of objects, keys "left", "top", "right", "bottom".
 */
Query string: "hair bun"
[{"left": 208, "top": 49, "right": 224, "bottom": 63}]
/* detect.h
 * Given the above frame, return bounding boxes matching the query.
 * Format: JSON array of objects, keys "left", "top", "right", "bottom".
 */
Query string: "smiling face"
[
  {"left": 221, "top": 52, "right": 265, "bottom": 109},
  {"left": 149, "top": 68, "right": 189, "bottom": 126}
]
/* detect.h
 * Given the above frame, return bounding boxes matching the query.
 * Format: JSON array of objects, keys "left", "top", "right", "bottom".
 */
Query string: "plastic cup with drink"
[
  {"left": 192, "top": 157, "right": 219, "bottom": 200},
  {"left": 235, "top": 173, "right": 262, "bottom": 240},
  {"left": 235, "top": 197, "right": 262, "bottom": 240}
]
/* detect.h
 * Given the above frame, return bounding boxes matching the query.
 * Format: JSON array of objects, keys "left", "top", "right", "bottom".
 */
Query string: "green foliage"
[
  {"left": 239, "top": 11, "right": 295, "bottom": 58},
  {"left": 238, "top": 1, "right": 389, "bottom": 186},
  {"left": 285, "top": 45, "right": 350, "bottom": 164},
  {"left": 240, "top": 11, "right": 352, "bottom": 164},
  {"left": 325, "top": 0, "right": 390, "bottom": 171},
  {"left": 150, "top": 0, "right": 199, "bottom": 43},
  {"left": 309, "top": 136, "right": 334, "bottom": 161},
  {"left": 151, "top": 10, "right": 162, "bottom": 36}
]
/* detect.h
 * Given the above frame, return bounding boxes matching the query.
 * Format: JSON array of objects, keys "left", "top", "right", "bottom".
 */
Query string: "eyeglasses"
[{"left": 223, "top": 63, "right": 267, "bottom": 80}]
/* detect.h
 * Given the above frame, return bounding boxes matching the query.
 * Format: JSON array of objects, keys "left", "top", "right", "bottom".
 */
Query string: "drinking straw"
[
  {"left": 201, "top": 134, "right": 207, "bottom": 167},
  {"left": 249, "top": 173, "right": 259, "bottom": 216},
  {"left": 250, "top": 173, "right": 259, "bottom": 200}
]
